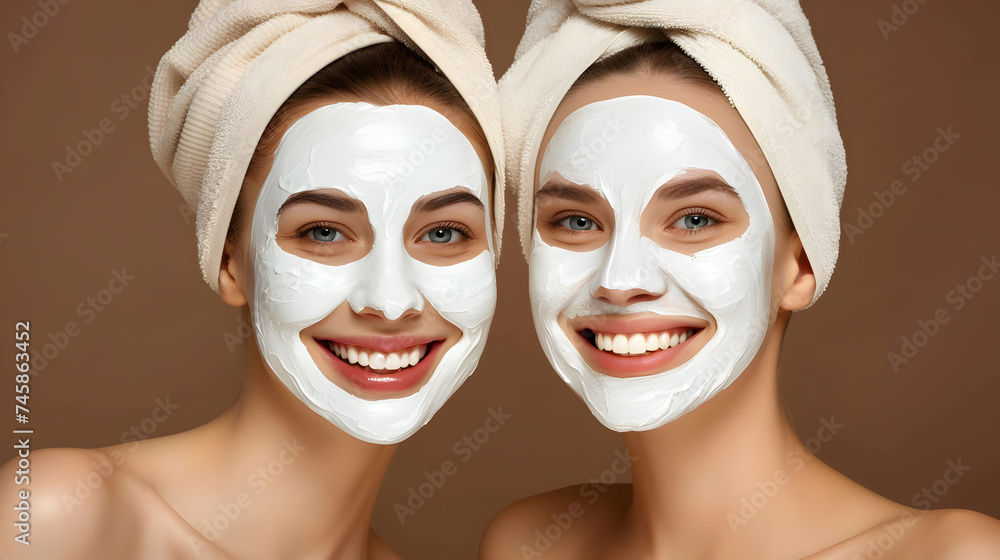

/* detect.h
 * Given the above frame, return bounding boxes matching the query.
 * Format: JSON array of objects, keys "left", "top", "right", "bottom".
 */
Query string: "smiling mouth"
[
  {"left": 579, "top": 327, "right": 703, "bottom": 356},
  {"left": 324, "top": 340, "right": 435, "bottom": 374}
]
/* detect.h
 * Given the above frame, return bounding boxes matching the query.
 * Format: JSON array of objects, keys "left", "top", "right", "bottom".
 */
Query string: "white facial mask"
[
  {"left": 250, "top": 103, "right": 496, "bottom": 444},
  {"left": 530, "top": 95, "right": 774, "bottom": 431}
]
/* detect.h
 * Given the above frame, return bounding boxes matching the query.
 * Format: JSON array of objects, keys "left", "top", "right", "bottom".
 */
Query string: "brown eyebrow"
[
  {"left": 535, "top": 182, "right": 602, "bottom": 205},
  {"left": 655, "top": 175, "right": 740, "bottom": 202},
  {"left": 277, "top": 191, "right": 365, "bottom": 216},
  {"left": 412, "top": 190, "right": 485, "bottom": 214}
]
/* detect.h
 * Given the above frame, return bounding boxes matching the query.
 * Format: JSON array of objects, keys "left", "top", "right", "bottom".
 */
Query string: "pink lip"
[
  {"left": 318, "top": 338, "right": 442, "bottom": 394},
  {"left": 318, "top": 335, "right": 442, "bottom": 353},
  {"left": 576, "top": 329, "right": 704, "bottom": 378},
  {"left": 564, "top": 314, "right": 710, "bottom": 379},
  {"left": 573, "top": 314, "right": 709, "bottom": 334}
]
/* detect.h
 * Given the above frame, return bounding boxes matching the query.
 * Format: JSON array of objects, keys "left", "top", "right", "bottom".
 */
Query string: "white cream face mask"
[
  {"left": 530, "top": 95, "right": 774, "bottom": 431},
  {"left": 250, "top": 102, "right": 496, "bottom": 444}
]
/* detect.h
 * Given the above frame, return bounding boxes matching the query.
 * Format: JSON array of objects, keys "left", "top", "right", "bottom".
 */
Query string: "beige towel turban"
[
  {"left": 149, "top": 0, "right": 504, "bottom": 292},
  {"left": 501, "top": 0, "right": 846, "bottom": 306}
]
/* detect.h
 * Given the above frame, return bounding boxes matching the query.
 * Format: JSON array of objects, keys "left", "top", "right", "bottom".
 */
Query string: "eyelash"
[
  {"left": 671, "top": 207, "right": 725, "bottom": 236},
  {"left": 549, "top": 211, "right": 601, "bottom": 234},
  {"left": 416, "top": 221, "right": 474, "bottom": 241},
  {"left": 294, "top": 221, "right": 476, "bottom": 245},
  {"left": 295, "top": 221, "right": 349, "bottom": 242},
  {"left": 546, "top": 207, "right": 725, "bottom": 236}
]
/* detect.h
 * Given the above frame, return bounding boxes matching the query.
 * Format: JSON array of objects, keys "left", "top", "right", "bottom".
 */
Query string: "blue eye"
[
  {"left": 309, "top": 226, "right": 345, "bottom": 243},
  {"left": 672, "top": 214, "right": 717, "bottom": 230},
  {"left": 422, "top": 227, "right": 464, "bottom": 244},
  {"left": 559, "top": 216, "right": 597, "bottom": 231}
]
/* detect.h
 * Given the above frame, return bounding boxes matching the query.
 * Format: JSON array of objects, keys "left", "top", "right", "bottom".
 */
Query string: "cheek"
[
  {"left": 409, "top": 253, "right": 497, "bottom": 329},
  {"left": 765, "top": 229, "right": 796, "bottom": 311},
  {"left": 233, "top": 238, "right": 255, "bottom": 292},
  {"left": 253, "top": 237, "right": 363, "bottom": 329},
  {"left": 528, "top": 237, "right": 602, "bottom": 312},
  {"left": 653, "top": 242, "right": 755, "bottom": 309}
]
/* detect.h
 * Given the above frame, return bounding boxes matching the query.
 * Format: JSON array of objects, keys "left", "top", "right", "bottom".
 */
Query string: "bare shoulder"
[
  {"left": 1, "top": 447, "right": 136, "bottom": 558},
  {"left": 3, "top": 445, "right": 231, "bottom": 560},
  {"left": 818, "top": 509, "right": 1000, "bottom": 560},
  {"left": 369, "top": 528, "right": 405, "bottom": 560},
  {"left": 480, "top": 483, "right": 632, "bottom": 560},
  {"left": 906, "top": 509, "right": 1000, "bottom": 559}
]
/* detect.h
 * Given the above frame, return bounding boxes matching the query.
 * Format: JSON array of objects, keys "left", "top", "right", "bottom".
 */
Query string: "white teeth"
[
  {"left": 612, "top": 334, "right": 628, "bottom": 354},
  {"left": 385, "top": 353, "right": 401, "bottom": 371},
  {"left": 592, "top": 329, "right": 697, "bottom": 356},
  {"left": 328, "top": 342, "right": 429, "bottom": 372},
  {"left": 628, "top": 334, "right": 646, "bottom": 355},
  {"left": 645, "top": 334, "right": 659, "bottom": 352}
]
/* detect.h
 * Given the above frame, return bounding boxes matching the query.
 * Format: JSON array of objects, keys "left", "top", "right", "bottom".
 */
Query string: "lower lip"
[
  {"left": 577, "top": 330, "right": 702, "bottom": 378},
  {"left": 320, "top": 341, "right": 442, "bottom": 394}
]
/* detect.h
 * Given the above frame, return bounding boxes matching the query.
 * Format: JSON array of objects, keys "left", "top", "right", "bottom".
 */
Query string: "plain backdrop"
[{"left": 1, "top": 0, "right": 998, "bottom": 558}]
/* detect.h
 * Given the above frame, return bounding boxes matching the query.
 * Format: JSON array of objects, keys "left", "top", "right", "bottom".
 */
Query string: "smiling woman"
[
  {"left": 530, "top": 88, "right": 781, "bottom": 429},
  {"left": 234, "top": 98, "right": 497, "bottom": 428},
  {"left": 0, "top": 1, "right": 504, "bottom": 558},
  {"left": 485, "top": 0, "right": 1000, "bottom": 557}
]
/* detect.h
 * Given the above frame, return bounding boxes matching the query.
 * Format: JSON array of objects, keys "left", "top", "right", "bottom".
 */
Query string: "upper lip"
[
  {"left": 315, "top": 335, "right": 443, "bottom": 353},
  {"left": 571, "top": 314, "right": 710, "bottom": 334}
]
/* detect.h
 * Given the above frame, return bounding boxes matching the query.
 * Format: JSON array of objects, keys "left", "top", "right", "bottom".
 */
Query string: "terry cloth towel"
[
  {"left": 149, "top": 0, "right": 505, "bottom": 293},
  {"left": 501, "top": 0, "right": 846, "bottom": 306}
]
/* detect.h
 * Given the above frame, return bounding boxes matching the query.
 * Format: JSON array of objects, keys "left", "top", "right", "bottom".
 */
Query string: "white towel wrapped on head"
[
  {"left": 148, "top": 0, "right": 504, "bottom": 292},
  {"left": 501, "top": 0, "right": 846, "bottom": 307}
]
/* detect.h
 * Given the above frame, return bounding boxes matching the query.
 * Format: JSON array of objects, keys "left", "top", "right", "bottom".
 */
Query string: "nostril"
[
  {"left": 592, "top": 255, "right": 667, "bottom": 299},
  {"left": 354, "top": 303, "right": 424, "bottom": 324},
  {"left": 627, "top": 292, "right": 662, "bottom": 304},
  {"left": 592, "top": 286, "right": 663, "bottom": 307}
]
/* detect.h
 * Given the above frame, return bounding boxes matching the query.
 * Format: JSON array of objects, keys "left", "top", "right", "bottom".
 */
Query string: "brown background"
[{"left": 1, "top": 0, "right": 998, "bottom": 558}]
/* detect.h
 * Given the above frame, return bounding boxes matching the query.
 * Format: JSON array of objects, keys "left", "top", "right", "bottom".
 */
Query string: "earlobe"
[
  {"left": 779, "top": 232, "right": 817, "bottom": 312},
  {"left": 218, "top": 240, "right": 249, "bottom": 307}
]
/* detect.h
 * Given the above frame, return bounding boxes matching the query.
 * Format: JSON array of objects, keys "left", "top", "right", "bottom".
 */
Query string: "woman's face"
[
  {"left": 530, "top": 73, "right": 796, "bottom": 431},
  {"left": 243, "top": 101, "right": 495, "bottom": 444}
]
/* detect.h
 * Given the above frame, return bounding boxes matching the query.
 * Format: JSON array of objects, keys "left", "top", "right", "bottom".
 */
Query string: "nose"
[
  {"left": 348, "top": 242, "right": 424, "bottom": 321},
  {"left": 592, "top": 285, "right": 661, "bottom": 307},
  {"left": 355, "top": 304, "right": 421, "bottom": 322},
  {"left": 590, "top": 237, "right": 665, "bottom": 306}
]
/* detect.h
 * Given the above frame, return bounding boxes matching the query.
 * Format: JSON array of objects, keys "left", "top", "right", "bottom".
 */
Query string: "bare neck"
[
  {"left": 620, "top": 327, "right": 901, "bottom": 559},
  {"left": 199, "top": 333, "right": 397, "bottom": 558}
]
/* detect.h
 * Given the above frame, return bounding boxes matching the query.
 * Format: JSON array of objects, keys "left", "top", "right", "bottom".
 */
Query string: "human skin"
[
  {"left": 0, "top": 96, "right": 493, "bottom": 560},
  {"left": 479, "top": 73, "right": 1000, "bottom": 560}
]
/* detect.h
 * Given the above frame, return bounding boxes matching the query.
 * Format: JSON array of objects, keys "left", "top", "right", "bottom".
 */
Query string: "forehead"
[
  {"left": 540, "top": 96, "right": 756, "bottom": 195},
  {"left": 537, "top": 74, "right": 779, "bottom": 202},
  {"left": 269, "top": 102, "right": 488, "bottom": 205}
]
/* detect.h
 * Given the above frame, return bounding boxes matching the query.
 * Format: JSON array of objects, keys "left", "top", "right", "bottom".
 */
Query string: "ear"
[
  {"left": 218, "top": 238, "right": 249, "bottom": 307},
  {"left": 778, "top": 231, "right": 817, "bottom": 312}
]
